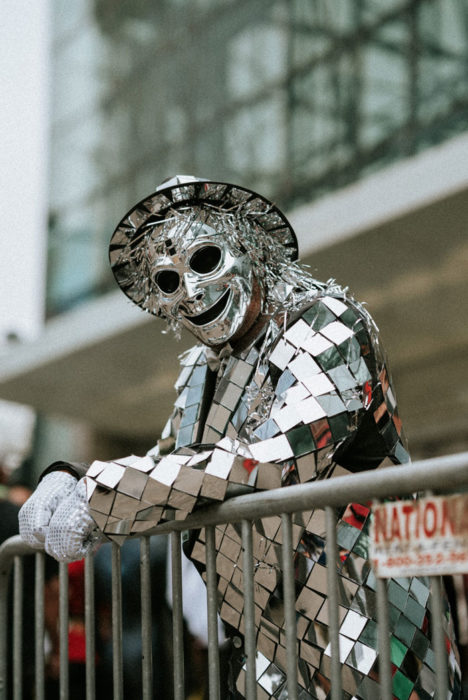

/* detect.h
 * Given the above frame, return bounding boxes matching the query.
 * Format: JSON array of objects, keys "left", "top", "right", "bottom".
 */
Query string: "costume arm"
[
  {"left": 86, "top": 442, "right": 279, "bottom": 539},
  {"left": 19, "top": 413, "right": 178, "bottom": 556}
]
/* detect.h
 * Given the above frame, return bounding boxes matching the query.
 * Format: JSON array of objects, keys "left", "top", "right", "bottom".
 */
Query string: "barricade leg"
[
  {"left": 205, "top": 526, "right": 220, "bottom": 700},
  {"left": 171, "top": 531, "right": 185, "bottom": 700},
  {"left": 430, "top": 575, "right": 449, "bottom": 699},
  {"left": 13, "top": 557, "right": 23, "bottom": 700},
  {"left": 325, "top": 506, "right": 342, "bottom": 700},
  {"left": 35, "top": 552, "right": 45, "bottom": 700},
  {"left": 111, "top": 543, "right": 123, "bottom": 700},
  {"left": 0, "top": 553, "right": 14, "bottom": 699},
  {"left": 140, "top": 536, "right": 153, "bottom": 700},
  {"left": 59, "top": 561, "right": 69, "bottom": 700},
  {"left": 85, "top": 551, "right": 96, "bottom": 700},
  {"left": 376, "top": 577, "right": 392, "bottom": 700},
  {"left": 281, "top": 512, "right": 298, "bottom": 700},
  {"left": 241, "top": 519, "right": 256, "bottom": 700}
]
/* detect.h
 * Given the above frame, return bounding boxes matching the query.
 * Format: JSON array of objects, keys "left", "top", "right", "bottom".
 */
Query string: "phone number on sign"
[{"left": 379, "top": 550, "right": 468, "bottom": 569}]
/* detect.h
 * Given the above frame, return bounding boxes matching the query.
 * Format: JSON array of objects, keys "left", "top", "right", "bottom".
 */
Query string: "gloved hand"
[
  {"left": 19, "top": 471, "right": 78, "bottom": 548},
  {"left": 19, "top": 472, "right": 102, "bottom": 562},
  {"left": 44, "top": 477, "right": 101, "bottom": 562}
]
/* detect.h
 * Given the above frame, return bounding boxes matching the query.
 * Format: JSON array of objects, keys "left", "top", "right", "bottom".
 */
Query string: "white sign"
[{"left": 371, "top": 493, "right": 468, "bottom": 578}]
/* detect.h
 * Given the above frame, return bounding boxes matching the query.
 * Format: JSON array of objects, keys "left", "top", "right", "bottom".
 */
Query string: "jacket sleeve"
[{"left": 85, "top": 294, "right": 405, "bottom": 542}]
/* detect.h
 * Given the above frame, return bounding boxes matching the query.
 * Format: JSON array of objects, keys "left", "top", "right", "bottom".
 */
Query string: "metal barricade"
[{"left": 1, "top": 451, "right": 468, "bottom": 699}]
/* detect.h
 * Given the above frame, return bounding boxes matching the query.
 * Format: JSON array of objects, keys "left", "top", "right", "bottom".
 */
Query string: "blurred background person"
[{"left": 93, "top": 536, "right": 173, "bottom": 698}]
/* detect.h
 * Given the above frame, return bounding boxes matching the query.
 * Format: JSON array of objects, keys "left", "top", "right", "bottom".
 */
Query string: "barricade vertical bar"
[
  {"left": 325, "top": 506, "right": 342, "bottom": 700},
  {"left": 205, "top": 526, "right": 220, "bottom": 700},
  {"left": 13, "top": 557, "right": 23, "bottom": 700},
  {"left": 0, "top": 551, "right": 12, "bottom": 700},
  {"left": 111, "top": 543, "right": 124, "bottom": 700},
  {"left": 281, "top": 513, "right": 298, "bottom": 700},
  {"left": 241, "top": 519, "right": 256, "bottom": 700},
  {"left": 140, "top": 537, "right": 153, "bottom": 700},
  {"left": 376, "top": 577, "right": 392, "bottom": 700},
  {"left": 171, "top": 530, "right": 185, "bottom": 700},
  {"left": 430, "top": 576, "right": 448, "bottom": 699},
  {"left": 84, "top": 551, "right": 96, "bottom": 700},
  {"left": 59, "top": 561, "right": 69, "bottom": 700},
  {"left": 35, "top": 552, "right": 45, "bottom": 700}
]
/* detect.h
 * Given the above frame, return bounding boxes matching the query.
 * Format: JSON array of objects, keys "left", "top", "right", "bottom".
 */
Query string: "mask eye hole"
[
  {"left": 155, "top": 269, "right": 180, "bottom": 294},
  {"left": 189, "top": 245, "right": 222, "bottom": 275}
]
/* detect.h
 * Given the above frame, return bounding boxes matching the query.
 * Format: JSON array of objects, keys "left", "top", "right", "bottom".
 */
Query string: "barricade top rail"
[
  {"left": 146, "top": 450, "right": 468, "bottom": 534},
  {"left": 0, "top": 535, "right": 38, "bottom": 573},
  {"left": 0, "top": 451, "right": 467, "bottom": 565}
]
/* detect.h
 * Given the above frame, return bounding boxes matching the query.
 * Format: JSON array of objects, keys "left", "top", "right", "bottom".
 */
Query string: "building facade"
[{"left": 1, "top": 0, "right": 468, "bottom": 478}]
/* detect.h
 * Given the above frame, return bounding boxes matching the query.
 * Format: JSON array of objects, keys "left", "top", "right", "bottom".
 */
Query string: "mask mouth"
[{"left": 182, "top": 288, "right": 231, "bottom": 327}]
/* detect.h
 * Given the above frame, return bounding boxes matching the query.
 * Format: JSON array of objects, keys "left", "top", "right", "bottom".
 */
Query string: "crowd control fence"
[{"left": 1, "top": 451, "right": 468, "bottom": 700}]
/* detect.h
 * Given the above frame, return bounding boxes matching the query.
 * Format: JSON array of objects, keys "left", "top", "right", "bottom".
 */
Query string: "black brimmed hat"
[{"left": 109, "top": 175, "right": 298, "bottom": 312}]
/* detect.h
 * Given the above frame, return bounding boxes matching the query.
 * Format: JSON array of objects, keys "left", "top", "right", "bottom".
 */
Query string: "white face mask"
[{"left": 152, "top": 221, "right": 256, "bottom": 346}]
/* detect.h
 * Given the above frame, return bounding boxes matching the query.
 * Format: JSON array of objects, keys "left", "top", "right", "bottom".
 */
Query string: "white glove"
[
  {"left": 44, "top": 477, "right": 101, "bottom": 562},
  {"left": 19, "top": 472, "right": 101, "bottom": 562},
  {"left": 19, "top": 471, "right": 78, "bottom": 548}
]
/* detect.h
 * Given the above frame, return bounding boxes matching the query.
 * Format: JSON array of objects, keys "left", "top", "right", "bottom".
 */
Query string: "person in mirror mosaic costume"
[{"left": 20, "top": 176, "right": 461, "bottom": 698}]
